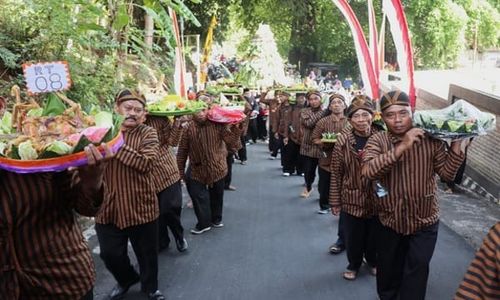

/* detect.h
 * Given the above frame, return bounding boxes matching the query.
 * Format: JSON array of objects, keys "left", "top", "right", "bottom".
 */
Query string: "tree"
[{"left": 0, "top": 0, "right": 199, "bottom": 108}]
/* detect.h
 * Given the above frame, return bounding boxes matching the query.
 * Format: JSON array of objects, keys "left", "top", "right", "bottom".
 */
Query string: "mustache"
[{"left": 125, "top": 116, "right": 137, "bottom": 121}]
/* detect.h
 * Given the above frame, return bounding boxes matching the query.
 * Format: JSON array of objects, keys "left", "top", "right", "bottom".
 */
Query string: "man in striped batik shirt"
[
  {"left": 177, "top": 106, "right": 242, "bottom": 235},
  {"left": 95, "top": 90, "right": 165, "bottom": 300},
  {"left": 362, "top": 90, "right": 469, "bottom": 300}
]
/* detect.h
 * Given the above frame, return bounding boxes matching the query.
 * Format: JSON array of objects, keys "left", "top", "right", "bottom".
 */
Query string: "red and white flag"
[
  {"left": 331, "top": 0, "right": 378, "bottom": 100},
  {"left": 382, "top": 0, "right": 416, "bottom": 107},
  {"left": 368, "top": 0, "right": 379, "bottom": 88},
  {"left": 168, "top": 8, "right": 187, "bottom": 98}
]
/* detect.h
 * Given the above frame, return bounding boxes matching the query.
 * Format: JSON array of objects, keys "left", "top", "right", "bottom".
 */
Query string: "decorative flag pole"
[
  {"left": 382, "top": 0, "right": 416, "bottom": 108},
  {"left": 331, "top": 0, "right": 378, "bottom": 100},
  {"left": 368, "top": 0, "right": 379, "bottom": 91},
  {"left": 168, "top": 7, "right": 187, "bottom": 98}
]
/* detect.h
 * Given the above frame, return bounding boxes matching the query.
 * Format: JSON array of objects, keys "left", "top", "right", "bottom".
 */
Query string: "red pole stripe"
[{"left": 334, "top": 0, "right": 378, "bottom": 99}]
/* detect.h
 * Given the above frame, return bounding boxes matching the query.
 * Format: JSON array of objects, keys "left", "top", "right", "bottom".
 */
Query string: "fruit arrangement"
[
  {"left": 321, "top": 132, "right": 338, "bottom": 143},
  {"left": 413, "top": 100, "right": 496, "bottom": 139},
  {"left": 147, "top": 95, "right": 207, "bottom": 117},
  {"left": 0, "top": 87, "right": 123, "bottom": 173}
]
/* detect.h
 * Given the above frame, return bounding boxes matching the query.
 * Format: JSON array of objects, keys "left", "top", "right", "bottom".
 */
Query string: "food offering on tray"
[
  {"left": 413, "top": 100, "right": 496, "bottom": 139},
  {"left": 147, "top": 94, "right": 207, "bottom": 117},
  {"left": 321, "top": 132, "right": 338, "bottom": 143},
  {"left": 206, "top": 85, "right": 242, "bottom": 96},
  {"left": 207, "top": 105, "right": 246, "bottom": 125},
  {"left": 0, "top": 86, "right": 124, "bottom": 173}
]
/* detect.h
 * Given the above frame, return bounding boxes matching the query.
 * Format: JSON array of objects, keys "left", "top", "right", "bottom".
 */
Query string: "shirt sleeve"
[
  {"left": 329, "top": 136, "right": 345, "bottom": 207},
  {"left": 311, "top": 118, "right": 324, "bottom": 144},
  {"left": 70, "top": 172, "right": 107, "bottom": 217},
  {"left": 362, "top": 134, "right": 398, "bottom": 180},
  {"left": 433, "top": 140, "right": 465, "bottom": 182},
  {"left": 301, "top": 109, "right": 324, "bottom": 129},
  {"left": 176, "top": 125, "right": 191, "bottom": 179},
  {"left": 115, "top": 128, "right": 159, "bottom": 173}
]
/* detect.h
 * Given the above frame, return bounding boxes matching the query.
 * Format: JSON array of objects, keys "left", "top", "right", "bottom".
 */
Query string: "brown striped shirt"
[
  {"left": 300, "top": 107, "right": 325, "bottom": 158},
  {"left": 177, "top": 120, "right": 241, "bottom": 185},
  {"left": 0, "top": 171, "right": 105, "bottom": 299},
  {"left": 362, "top": 131, "right": 465, "bottom": 235},
  {"left": 311, "top": 114, "right": 349, "bottom": 171},
  {"left": 260, "top": 96, "right": 280, "bottom": 133},
  {"left": 277, "top": 103, "right": 292, "bottom": 137},
  {"left": 455, "top": 222, "right": 500, "bottom": 300},
  {"left": 330, "top": 128, "right": 378, "bottom": 218},
  {"left": 145, "top": 116, "right": 183, "bottom": 192},
  {"left": 286, "top": 105, "right": 305, "bottom": 144},
  {"left": 96, "top": 124, "right": 160, "bottom": 229}
]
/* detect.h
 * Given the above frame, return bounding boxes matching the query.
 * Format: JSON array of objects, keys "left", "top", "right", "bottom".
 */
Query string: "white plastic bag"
[{"left": 413, "top": 99, "right": 496, "bottom": 139}]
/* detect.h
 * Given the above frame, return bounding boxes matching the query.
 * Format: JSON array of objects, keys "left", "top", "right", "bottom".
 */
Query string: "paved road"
[{"left": 90, "top": 142, "right": 475, "bottom": 300}]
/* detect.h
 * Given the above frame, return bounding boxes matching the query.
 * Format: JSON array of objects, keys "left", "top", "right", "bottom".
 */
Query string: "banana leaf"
[{"left": 42, "top": 93, "right": 66, "bottom": 117}]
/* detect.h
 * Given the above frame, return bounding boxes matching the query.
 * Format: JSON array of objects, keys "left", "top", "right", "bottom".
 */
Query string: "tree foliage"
[
  {"left": 185, "top": 0, "right": 499, "bottom": 77},
  {"left": 0, "top": 0, "right": 199, "bottom": 109}
]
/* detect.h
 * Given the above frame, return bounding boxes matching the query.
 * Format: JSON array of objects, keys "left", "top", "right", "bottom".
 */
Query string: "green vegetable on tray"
[
  {"left": 147, "top": 95, "right": 207, "bottom": 116},
  {"left": 413, "top": 100, "right": 496, "bottom": 139},
  {"left": 321, "top": 132, "right": 338, "bottom": 143}
]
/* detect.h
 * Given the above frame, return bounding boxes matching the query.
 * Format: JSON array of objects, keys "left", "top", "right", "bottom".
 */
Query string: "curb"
[{"left": 461, "top": 176, "right": 499, "bottom": 205}]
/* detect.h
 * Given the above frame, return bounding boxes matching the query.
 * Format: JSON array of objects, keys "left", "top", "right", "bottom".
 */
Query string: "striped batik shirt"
[
  {"left": 455, "top": 222, "right": 500, "bottom": 300},
  {"left": 300, "top": 107, "right": 325, "bottom": 158},
  {"left": 330, "top": 128, "right": 378, "bottom": 218},
  {"left": 361, "top": 131, "right": 464, "bottom": 235},
  {"left": 277, "top": 103, "right": 292, "bottom": 137},
  {"left": 145, "top": 116, "right": 183, "bottom": 193},
  {"left": 260, "top": 97, "right": 280, "bottom": 133},
  {"left": 177, "top": 120, "right": 241, "bottom": 185},
  {"left": 0, "top": 171, "right": 105, "bottom": 299},
  {"left": 96, "top": 124, "right": 160, "bottom": 229},
  {"left": 311, "top": 114, "right": 349, "bottom": 171},
  {"left": 286, "top": 105, "right": 304, "bottom": 144}
]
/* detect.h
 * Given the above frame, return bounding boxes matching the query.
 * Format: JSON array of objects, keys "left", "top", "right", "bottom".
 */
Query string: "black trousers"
[
  {"left": 318, "top": 168, "right": 331, "bottom": 210},
  {"left": 238, "top": 135, "right": 247, "bottom": 162},
  {"left": 246, "top": 118, "right": 258, "bottom": 143},
  {"left": 96, "top": 220, "right": 159, "bottom": 293},
  {"left": 257, "top": 115, "right": 268, "bottom": 139},
  {"left": 281, "top": 136, "right": 295, "bottom": 173},
  {"left": 343, "top": 212, "right": 377, "bottom": 271},
  {"left": 303, "top": 156, "right": 318, "bottom": 191},
  {"left": 287, "top": 140, "right": 304, "bottom": 175},
  {"left": 224, "top": 154, "right": 234, "bottom": 188},
  {"left": 158, "top": 181, "right": 184, "bottom": 249},
  {"left": 187, "top": 178, "right": 225, "bottom": 229},
  {"left": 81, "top": 289, "right": 93, "bottom": 300},
  {"left": 376, "top": 219, "right": 439, "bottom": 300},
  {"left": 269, "top": 131, "right": 279, "bottom": 156}
]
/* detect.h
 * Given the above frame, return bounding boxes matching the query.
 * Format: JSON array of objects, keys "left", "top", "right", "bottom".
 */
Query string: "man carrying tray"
[
  {"left": 362, "top": 90, "right": 469, "bottom": 300},
  {"left": 0, "top": 143, "right": 113, "bottom": 300},
  {"left": 95, "top": 90, "right": 165, "bottom": 300},
  {"left": 145, "top": 111, "right": 189, "bottom": 253},
  {"left": 177, "top": 106, "right": 243, "bottom": 234}
]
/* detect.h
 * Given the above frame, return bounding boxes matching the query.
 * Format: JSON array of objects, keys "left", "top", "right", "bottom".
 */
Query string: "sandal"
[
  {"left": 300, "top": 188, "right": 311, "bottom": 198},
  {"left": 343, "top": 270, "right": 357, "bottom": 281}
]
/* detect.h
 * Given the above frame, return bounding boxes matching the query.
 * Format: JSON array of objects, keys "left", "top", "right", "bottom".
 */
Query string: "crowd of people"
[{"left": 0, "top": 87, "right": 498, "bottom": 300}]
